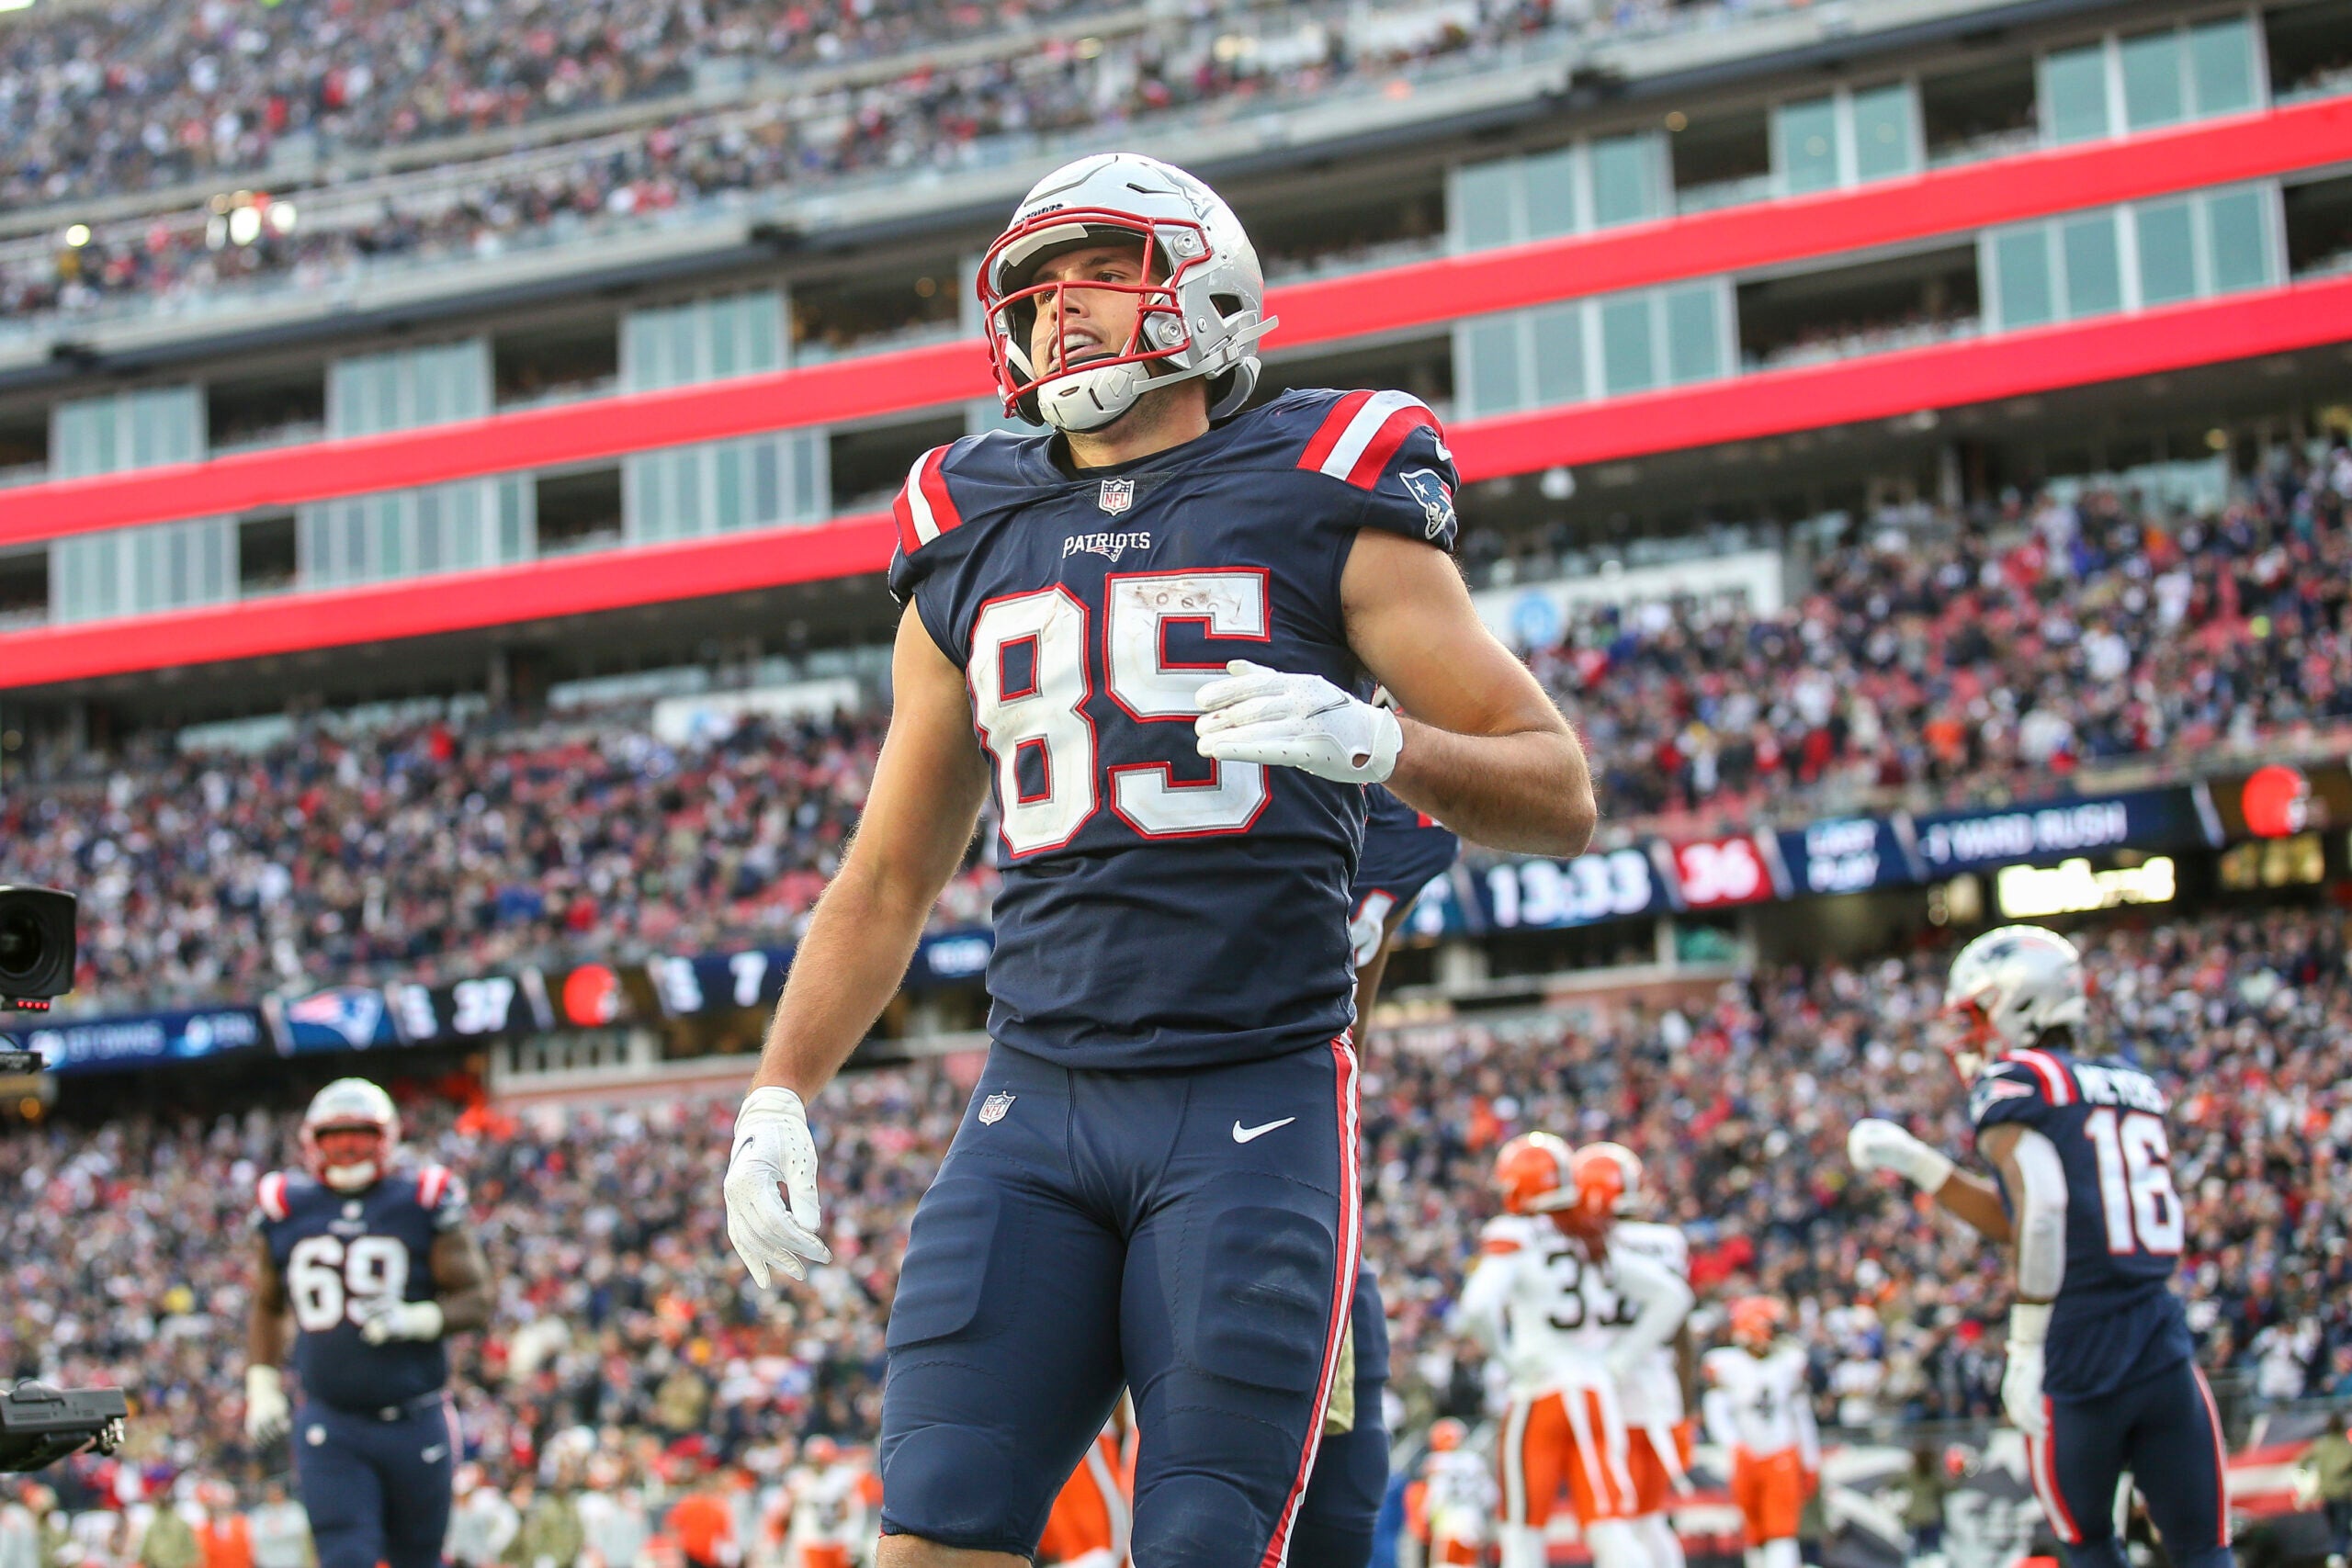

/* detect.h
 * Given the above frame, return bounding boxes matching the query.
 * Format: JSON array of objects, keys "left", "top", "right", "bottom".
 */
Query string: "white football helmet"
[
  {"left": 300, "top": 1077, "right": 400, "bottom": 1192},
  {"left": 978, "top": 152, "right": 1273, "bottom": 433},
  {"left": 1942, "top": 925, "right": 2087, "bottom": 1078}
]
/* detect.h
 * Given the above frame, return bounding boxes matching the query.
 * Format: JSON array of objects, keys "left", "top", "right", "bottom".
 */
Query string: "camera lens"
[{"left": 0, "top": 906, "right": 44, "bottom": 984}]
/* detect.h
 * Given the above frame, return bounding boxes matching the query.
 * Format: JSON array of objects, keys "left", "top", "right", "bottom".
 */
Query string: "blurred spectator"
[
  {"left": 0, "top": 1483, "right": 49, "bottom": 1568},
  {"left": 663, "top": 1471, "right": 735, "bottom": 1568},
  {"left": 2296, "top": 1410, "right": 2352, "bottom": 1567},
  {"left": 243, "top": 1484, "right": 310, "bottom": 1568}
]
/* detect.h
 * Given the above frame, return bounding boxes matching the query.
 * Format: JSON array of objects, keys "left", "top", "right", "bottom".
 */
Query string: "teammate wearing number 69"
[
  {"left": 244, "top": 1079, "right": 493, "bottom": 1568},
  {"left": 1846, "top": 927, "right": 2230, "bottom": 1568},
  {"left": 722, "top": 152, "right": 1594, "bottom": 1568}
]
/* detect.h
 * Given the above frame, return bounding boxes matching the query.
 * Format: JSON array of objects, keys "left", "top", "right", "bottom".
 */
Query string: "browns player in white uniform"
[
  {"left": 1701, "top": 1298, "right": 1819, "bottom": 1568},
  {"left": 1457, "top": 1136, "right": 1693, "bottom": 1568},
  {"left": 1581, "top": 1145, "right": 1697, "bottom": 1568}
]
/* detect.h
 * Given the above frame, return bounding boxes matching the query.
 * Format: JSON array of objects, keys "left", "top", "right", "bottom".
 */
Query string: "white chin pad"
[
  {"left": 323, "top": 1161, "right": 379, "bottom": 1192},
  {"left": 1040, "top": 361, "right": 1145, "bottom": 432}
]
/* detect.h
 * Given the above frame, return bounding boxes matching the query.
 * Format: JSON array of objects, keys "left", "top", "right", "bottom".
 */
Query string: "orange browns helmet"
[
  {"left": 1493, "top": 1132, "right": 1577, "bottom": 1215},
  {"left": 1568, "top": 1142, "right": 1643, "bottom": 1224},
  {"left": 1428, "top": 1418, "right": 1468, "bottom": 1453},
  {"left": 1577, "top": 1141, "right": 1645, "bottom": 1214},
  {"left": 1728, "top": 1295, "right": 1786, "bottom": 1350}
]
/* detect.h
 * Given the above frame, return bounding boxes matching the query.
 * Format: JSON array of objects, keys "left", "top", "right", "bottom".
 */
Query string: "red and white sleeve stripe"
[
  {"left": 2007, "top": 1049, "right": 2076, "bottom": 1105},
  {"left": 891, "top": 446, "right": 966, "bottom": 557},
  {"left": 1295, "top": 390, "right": 1440, "bottom": 491},
  {"left": 417, "top": 1164, "right": 450, "bottom": 1210},
  {"left": 256, "top": 1172, "right": 289, "bottom": 1222}
]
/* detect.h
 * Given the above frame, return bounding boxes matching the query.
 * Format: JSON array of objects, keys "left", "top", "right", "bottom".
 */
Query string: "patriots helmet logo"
[{"left": 1398, "top": 468, "right": 1456, "bottom": 545}]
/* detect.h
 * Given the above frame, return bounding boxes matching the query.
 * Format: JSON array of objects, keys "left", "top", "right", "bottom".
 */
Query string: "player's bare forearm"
[
  {"left": 752, "top": 608, "right": 989, "bottom": 1101},
  {"left": 1931, "top": 1168, "right": 2015, "bottom": 1245},
  {"left": 429, "top": 1227, "right": 495, "bottom": 1334},
  {"left": 248, "top": 1239, "right": 289, "bottom": 1368},
  {"left": 1385, "top": 716, "right": 1592, "bottom": 855},
  {"left": 1342, "top": 531, "right": 1596, "bottom": 856},
  {"left": 1975, "top": 1123, "right": 2051, "bottom": 1306}
]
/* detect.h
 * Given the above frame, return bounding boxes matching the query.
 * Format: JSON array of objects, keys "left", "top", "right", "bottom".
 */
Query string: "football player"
[
  {"left": 1581, "top": 1143, "right": 1699, "bottom": 1568},
  {"left": 1407, "top": 1420, "right": 1497, "bottom": 1568},
  {"left": 1460, "top": 1135, "right": 1693, "bottom": 1568},
  {"left": 1347, "top": 780, "right": 1462, "bottom": 1017},
  {"left": 1701, "top": 1298, "right": 1817, "bottom": 1568},
  {"left": 1845, "top": 925, "right": 2230, "bottom": 1568},
  {"left": 723, "top": 151, "right": 1596, "bottom": 1568},
  {"left": 244, "top": 1079, "right": 492, "bottom": 1568},
  {"left": 1278, "top": 781, "right": 1462, "bottom": 1568}
]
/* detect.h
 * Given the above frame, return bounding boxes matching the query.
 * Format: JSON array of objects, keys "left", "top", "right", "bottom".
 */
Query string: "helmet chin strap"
[
  {"left": 1035, "top": 316, "right": 1278, "bottom": 433},
  {"left": 322, "top": 1160, "right": 379, "bottom": 1193}
]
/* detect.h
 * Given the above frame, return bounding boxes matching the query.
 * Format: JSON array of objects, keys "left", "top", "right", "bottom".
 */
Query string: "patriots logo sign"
[
  {"left": 285, "top": 987, "right": 387, "bottom": 1047},
  {"left": 1399, "top": 468, "right": 1456, "bottom": 545}
]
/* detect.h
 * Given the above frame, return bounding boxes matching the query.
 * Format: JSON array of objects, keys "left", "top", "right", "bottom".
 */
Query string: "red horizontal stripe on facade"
[
  {"left": 3, "top": 276, "right": 2346, "bottom": 688},
  {"left": 0, "top": 515, "right": 898, "bottom": 689},
  {"left": 0, "top": 99, "right": 2344, "bottom": 547}
]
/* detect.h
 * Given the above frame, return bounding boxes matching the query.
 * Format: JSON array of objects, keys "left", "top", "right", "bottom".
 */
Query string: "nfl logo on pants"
[
  {"left": 978, "top": 1092, "right": 1015, "bottom": 1125},
  {"left": 1097, "top": 478, "right": 1134, "bottom": 515}
]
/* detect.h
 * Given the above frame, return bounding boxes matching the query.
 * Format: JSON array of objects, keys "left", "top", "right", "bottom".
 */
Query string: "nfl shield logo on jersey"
[
  {"left": 1097, "top": 478, "right": 1135, "bottom": 515},
  {"left": 978, "top": 1092, "right": 1015, "bottom": 1125}
]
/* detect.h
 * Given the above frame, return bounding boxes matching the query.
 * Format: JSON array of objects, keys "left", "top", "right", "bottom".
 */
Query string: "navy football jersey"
[
  {"left": 888, "top": 388, "right": 1459, "bottom": 1068},
  {"left": 1353, "top": 785, "right": 1459, "bottom": 906},
  {"left": 1969, "top": 1047, "right": 2195, "bottom": 1398},
  {"left": 255, "top": 1163, "right": 466, "bottom": 1413}
]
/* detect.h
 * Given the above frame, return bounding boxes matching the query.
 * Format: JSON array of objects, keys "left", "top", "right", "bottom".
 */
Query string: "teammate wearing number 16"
[
  {"left": 244, "top": 1080, "right": 493, "bottom": 1568},
  {"left": 1846, "top": 928, "right": 2230, "bottom": 1568},
  {"left": 722, "top": 152, "right": 1595, "bottom": 1568}
]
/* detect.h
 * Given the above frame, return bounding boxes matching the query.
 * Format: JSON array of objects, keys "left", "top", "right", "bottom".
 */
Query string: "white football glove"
[
  {"left": 1846, "top": 1118, "right": 1957, "bottom": 1192},
  {"left": 355, "top": 1297, "right": 446, "bottom": 1345},
  {"left": 2001, "top": 1303, "right": 2052, "bottom": 1438},
  {"left": 725, "top": 1086, "right": 831, "bottom": 1288},
  {"left": 244, "top": 1364, "right": 291, "bottom": 1445},
  {"left": 1194, "top": 660, "right": 1402, "bottom": 785}
]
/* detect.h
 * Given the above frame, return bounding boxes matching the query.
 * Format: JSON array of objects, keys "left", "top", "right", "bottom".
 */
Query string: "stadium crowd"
[
  {"left": 4, "top": 902, "right": 2348, "bottom": 1551},
  {"left": 1509, "top": 445, "right": 2352, "bottom": 824},
  {"left": 3, "top": 0, "right": 1724, "bottom": 320},
  {"left": 0, "top": 0, "right": 1144, "bottom": 211},
  {"left": 0, "top": 704, "right": 1003, "bottom": 1011},
  {"left": 6, "top": 452, "right": 2349, "bottom": 1016}
]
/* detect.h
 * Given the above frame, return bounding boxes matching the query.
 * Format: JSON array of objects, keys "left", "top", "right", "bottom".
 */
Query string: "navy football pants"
[
  {"left": 879, "top": 1038, "right": 1361, "bottom": 1567},
  {"left": 1290, "top": 1268, "right": 1390, "bottom": 1568},
  {"left": 292, "top": 1398, "right": 457, "bottom": 1568},
  {"left": 2025, "top": 1356, "right": 2232, "bottom": 1568}
]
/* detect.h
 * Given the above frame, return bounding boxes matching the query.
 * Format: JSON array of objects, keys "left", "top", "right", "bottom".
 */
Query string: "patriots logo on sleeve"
[
  {"left": 1398, "top": 468, "right": 1456, "bottom": 545},
  {"left": 1969, "top": 1064, "right": 2040, "bottom": 1122}
]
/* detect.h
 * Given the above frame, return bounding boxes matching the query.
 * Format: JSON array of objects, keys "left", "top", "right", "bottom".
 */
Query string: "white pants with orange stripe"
[{"left": 1504, "top": 1385, "right": 1671, "bottom": 1528}]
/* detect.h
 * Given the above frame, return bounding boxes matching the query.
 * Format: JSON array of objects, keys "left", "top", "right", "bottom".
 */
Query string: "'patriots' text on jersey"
[
  {"left": 255, "top": 1165, "right": 465, "bottom": 1413},
  {"left": 888, "top": 388, "right": 1459, "bottom": 1068},
  {"left": 1969, "top": 1047, "right": 2195, "bottom": 1398}
]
